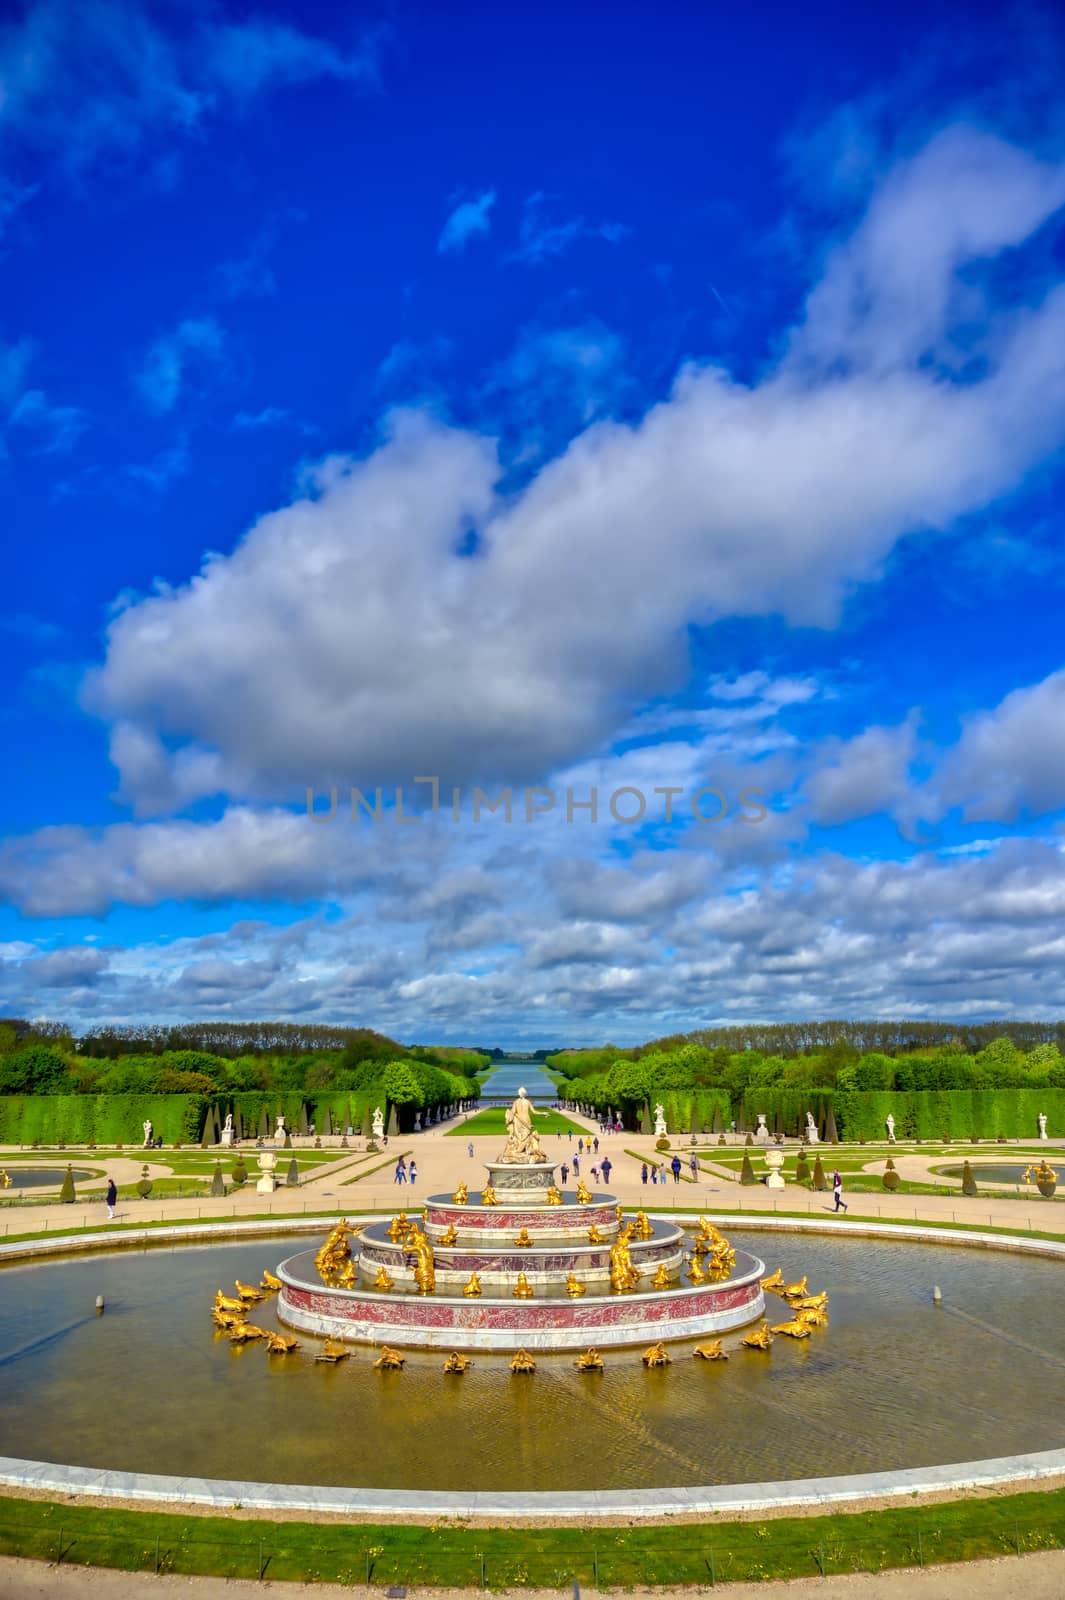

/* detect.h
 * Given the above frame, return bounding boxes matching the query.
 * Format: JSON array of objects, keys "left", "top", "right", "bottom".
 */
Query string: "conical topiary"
[
  {"left": 257, "top": 1107, "right": 269, "bottom": 1139},
  {"left": 712, "top": 1104, "right": 724, "bottom": 1135},
  {"left": 286, "top": 1157, "right": 299, "bottom": 1187},
  {"left": 639, "top": 1105, "right": 652, "bottom": 1136},
  {"left": 795, "top": 1152, "right": 810, "bottom": 1185},
  {"left": 812, "top": 1155, "right": 827, "bottom": 1191},
  {"left": 386, "top": 1106, "right": 398, "bottom": 1137},
  {"left": 283, "top": 1131, "right": 292, "bottom": 1149},
  {"left": 322, "top": 1107, "right": 333, "bottom": 1136},
  {"left": 299, "top": 1103, "right": 309, "bottom": 1136},
  {"left": 361, "top": 1107, "right": 372, "bottom": 1138},
  {"left": 882, "top": 1158, "right": 900, "bottom": 1191},
  {"left": 740, "top": 1152, "right": 757, "bottom": 1185},
  {"left": 690, "top": 1104, "right": 701, "bottom": 1139},
  {"left": 961, "top": 1160, "right": 978, "bottom": 1197},
  {"left": 59, "top": 1164, "right": 76, "bottom": 1203},
  {"left": 825, "top": 1104, "right": 839, "bottom": 1144},
  {"left": 745, "top": 1131, "right": 754, "bottom": 1146},
  {"left": 210, "top": 1160, "right": 225, "bottom": 1197},
  {"left": 718, "top": 1133, "right": 726, "bottom": 1145}
]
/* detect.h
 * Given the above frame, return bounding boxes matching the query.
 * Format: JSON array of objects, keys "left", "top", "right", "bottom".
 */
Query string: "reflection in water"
[
  {"left": 0, "top": 1231, "right": 1063, "bottom": 1491},
  {"left": 0, "top": 1169, "right": 96, "bottom": 1189},
  {"left": 479, "top": 1060, "right": 558, "bottom": 1103}
]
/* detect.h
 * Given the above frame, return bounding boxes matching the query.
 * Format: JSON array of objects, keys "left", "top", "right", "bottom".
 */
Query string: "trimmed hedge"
[{"left": 0, "top": 1093, "right": 204, "bottom": 1146}]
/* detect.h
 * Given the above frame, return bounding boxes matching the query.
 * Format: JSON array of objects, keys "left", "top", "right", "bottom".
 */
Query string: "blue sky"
[{"left": 3, "top": 0, "right": 1065, "bottom": 1044}]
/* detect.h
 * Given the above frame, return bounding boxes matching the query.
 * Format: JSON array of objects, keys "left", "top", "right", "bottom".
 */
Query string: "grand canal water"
[
  {"left": 478, "top": 1059, "right": 559, "bottom": 1103},
  {"left": 1, "top": 1229, "right": 1062, "bottom": 1491}
]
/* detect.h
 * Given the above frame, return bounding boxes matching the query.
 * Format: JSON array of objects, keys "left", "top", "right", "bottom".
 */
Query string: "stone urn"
[
  {"left": 764, "top": 1148, "right": 786, "bottom": 1190},
  {"left": 755, "top": 1113, "right": 769, "bottom": 1140},
  {"left": 256, "top": 1150, "right": 279, "bottom": 1194}
]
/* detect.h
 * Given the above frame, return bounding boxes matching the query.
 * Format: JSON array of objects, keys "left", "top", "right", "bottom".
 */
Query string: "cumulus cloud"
[
  {"left": 806, "top": 716, "right": 921, "bottom": 826},
  {"left": 437, "top": 191, "right": 496, "bottom": 254},
  {"left": 933, "top": 668, "right": 1065, "bottom": 822},
  {"left": 73, "top": 127, "right": 1065, "bottom": 814}
]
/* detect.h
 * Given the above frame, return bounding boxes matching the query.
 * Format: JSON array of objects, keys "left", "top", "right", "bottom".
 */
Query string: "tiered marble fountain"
[{"left": 277, "top": 1090, "right": 765, "bottom": 1352}]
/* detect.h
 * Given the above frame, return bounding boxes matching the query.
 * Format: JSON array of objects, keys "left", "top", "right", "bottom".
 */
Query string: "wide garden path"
[{"left": 1, "top": 1117, "right": 1062, "bottom": 1238}]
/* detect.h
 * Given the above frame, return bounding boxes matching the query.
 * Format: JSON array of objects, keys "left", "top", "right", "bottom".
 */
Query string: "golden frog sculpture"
[
  {"left": 546, "top": 1185, "right": 563, "bottom": 1204},
  {"left": 373, "top": 1266, "right": 394, "bottom": 1292},
  {"left": 452, "top": 1182, "right": 469, "bottom": 1204},
  {"left": 741, "top": 1322, "right": 773, "bottom": 1350},
  {"left": 515, "top": 1227, "right": 533, "bottom": 1247},
  {"left": 510, "top": 1348, "right": 537, "bottom": 1373},
  {"left": 512, "top": 1272, "right": 534, "bottom": 1299},
  {"left": 587, "top": 1223, "right": 604, "bottom": 1244},
  {"left": 693, "top": 1340, "right": 727, "bottom": 1361},
  {"left": 480, "top": 1184, "right": 498, "bottom": 1206},
  {"left": 796, "top": 1305, "right": 828, "bottom": 1328},
  {"left": 634, "top": 1211, "right": 654, "bottom": 1239},
  {"left": 315, "top": 1338, "right": 349, "bottom": 1363},
  {"left": 686, "top": 1255, "right": 706, "bottom": 1284},
  {"left": 566, "top": 1273, "right": 586, "bottom": 1297},
  {"left": 641, "top": 1341, "right": 671, "bottom": 1367},
  {"left": 388, "top": 1212, "right": 410, "bottom": 1242},
  {"left": 650, "top": 1262, "right": 671, "bottom": 1290},
  {"left": 439, "top": 1223, "right": 458, "bottom": 1246},
  {"left": 463, "top": 1272, "right": 482, "bottom": 1297},
  {"left": 771, "top": 1319, "right": 812, "bottom": 1339},
  {"left": 575, "top": 1179, "right": 592, "bottom": 1204},
  {"left": 374, "top": 1346, "right": 405, "bottom": 1369},
  {"left": 575, "top": 1347, "right": 604, "bottom": 1370},
  {"left": 443, "top": 1351, "right": 471, "bottom": 1373}
]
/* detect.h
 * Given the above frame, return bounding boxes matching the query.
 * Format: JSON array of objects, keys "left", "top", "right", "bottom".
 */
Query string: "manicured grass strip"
[
  {"left": 445, "top": 1107, "right": 587, "bottom": 1137},
  {"left": 0, "top": 1487, "right": 1062, "bottom": 1586}
]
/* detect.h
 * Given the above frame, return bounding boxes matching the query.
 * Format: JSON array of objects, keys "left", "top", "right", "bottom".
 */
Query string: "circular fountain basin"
[
  {"left": 0, "top": 1168, "right": 96, "bottom": 1189},
  {"left": 938, "top": 1163, "right": 1047, "bottom": 1184}
]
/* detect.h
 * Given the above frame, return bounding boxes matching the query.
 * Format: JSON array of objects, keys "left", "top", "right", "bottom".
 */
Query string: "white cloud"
[
  {"left": 134, "top": 317, "right": 224, "bottom": 413},
  {"left": 437, "top": 190, "right": 496, "bottom": 254},
  {"left": 934, "top": 668, "right": 1065, "bottom": 822},
  {"left": 9, "top": 387, "right": 87, "bottom": 453},
  {"left": 75, "top": 127, "right": 1065, "bottom": 817},
  {"left": 511, "top": 192, "right": 629, "bottom": 264},
  {"left": 805, "top": 715, "right": 921, "bottom": 826}
]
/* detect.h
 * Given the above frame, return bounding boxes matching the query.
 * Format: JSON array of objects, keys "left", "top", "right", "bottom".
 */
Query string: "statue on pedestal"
[
  {"left": 499, "top": 1086, "right": 548, "bottom": 1163},
  {"left": 221, "top": 1111, "right": 235, "bottom": 1147},
  {"left": 653, "top": 1103, "right": 667, "bottom": 1137},
  {"left": 805, "top": 1112, "right": 819, "bottom": 1144},
  {"left": 886, "top": 1114, "right": 896, "bottom": 1143},
  {"left": 274, "top": 1112, "right": 286, "bottom": 1143},
  {"left": 142, "top": 1119, "right": 153, "bottom": 1148},
  {"left": 372, "top": 1106, "right": 385, "bottom": 1140},
  {"left": 1039, "top": 1112, "right": 1048, "bottom": 1141}
]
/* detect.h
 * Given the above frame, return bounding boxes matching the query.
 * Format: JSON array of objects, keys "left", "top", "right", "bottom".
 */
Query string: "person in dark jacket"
[
  {"left": 105, "top": 1177, "right": 117, "bottom": 1220},
  {"left": 671, "top": 1155, "right": 682, "bottom": 1183},
  {"left": 641, "top": 1162, "right": 648, "bottom": 1185}
]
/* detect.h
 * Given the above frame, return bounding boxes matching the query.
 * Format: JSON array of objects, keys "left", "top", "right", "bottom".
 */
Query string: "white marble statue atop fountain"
[
  {"left": 653, "top": 1103, "right": 667, "bottom": 1137},
  {"left": 1039, "top": 1112, "right": 1048, "bottom": 1141},
  {"left": 499, "top": 1086, "right": 549, "bottom": 1162}
]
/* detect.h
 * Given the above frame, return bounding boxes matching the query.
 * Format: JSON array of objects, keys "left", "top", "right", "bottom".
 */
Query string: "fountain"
[{"left": 276, "top": 1087, "right": 766, "bottom": 1351}]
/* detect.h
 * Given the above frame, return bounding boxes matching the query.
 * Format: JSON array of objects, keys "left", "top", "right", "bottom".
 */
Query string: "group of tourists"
[
  {"left": 558, "top": 1154, "right": 613, "bottom": 1185},
  {"left": 639, "top": 1154, "right": 696, "bottom": 1186},
  {"left": 393, "top": 1157, "right": 417, "bottom": 1185}
]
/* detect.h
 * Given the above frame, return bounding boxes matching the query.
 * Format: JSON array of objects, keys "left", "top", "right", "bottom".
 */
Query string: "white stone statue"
[
  {"left": 653, "top": 1103, "right": 667, "bottom": 1137},
  {"left": 500, "top": 1086, "right": 548, "bottom": 1163},
  {"left": 805, "top": 1111, "right": 819, "bottom": 1144},
  {"left": 886, "top": 1114, "right": 896, "bottom": 1143},
  {"left": 372, "top": 1106, "right": 385, "bottom": 1140},
  {"left": 142, "top": 1120, "right": 152, "bottom": 1148},
  {"left": 220, "top": 1111, "right": 235, "bottom": 1148},
  {"left": 1039, "top": 1112, "right": 1048, "bottom": 1141}
]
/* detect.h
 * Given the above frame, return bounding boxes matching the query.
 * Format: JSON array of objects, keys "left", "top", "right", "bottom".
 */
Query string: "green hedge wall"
[
  {"left": 834, "top": 1087, "right": 1065, "bottom": 1141},
  {"left": 0, "top": 1094, "right": 205, "bottom": 1145}
]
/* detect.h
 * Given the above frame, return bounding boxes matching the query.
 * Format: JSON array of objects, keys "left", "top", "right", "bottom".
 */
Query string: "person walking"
[
  {"left": 105, "top": 1176, "right": 117, "bottom": 1220},
  {"left": 832, "top": 1170, "right": 848, "bottom": 1213},
  {"left": 408, "top": 1159, "right": 417, "bottom": 1186},
  {"left": 561, "top": 1162, "right": 569, "bottom": 1184},
  {"left": 641, "top": 1162, "right": 648, "bottom": 1185},
  {"left": 591, "top": 1165, "right": 600, "bottom": 1184},
  {"left": 689, "top": 1153, "right": 699, "bottom": 1181},
  {"left": 671, "top": 1154, "right": 682, "bottom": 1184},
  {"left": 468, "top": 1141, "right": 474, "bottom": 1158},
  {"left": 601, "top": 1156, "right": 612, "bottom": 1184},
  {"left": 650, "top": 1166, "right": 657, "bottom": 1186},
  {"left": 572, "top": 1154, "right": 580, "bottom": 1176},
  {"left": 578, "top": 1138, "right": 584, "bottom": 1155},
  {"left": 394, "top": 1157, "right": 406, "bottom": 1185},
  {"left": 568, "top": 1128, "right": 573, "bottom": 1142},
  {"left": 593, "top": 1136, "right": 599, "bottom": 1154}
]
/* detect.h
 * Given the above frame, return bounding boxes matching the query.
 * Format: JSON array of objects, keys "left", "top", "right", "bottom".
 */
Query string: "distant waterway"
[{"left": 479, "top": 1059, "right": 558, "bottom": 1103}]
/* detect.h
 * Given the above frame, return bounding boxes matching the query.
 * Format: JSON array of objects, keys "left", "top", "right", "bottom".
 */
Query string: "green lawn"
[
  {"left": 445, "top": 1107, "right": 587, "bottom": 1138},
  {"left": 0, "top": 1486, "right": 1060, "bottom": 1586}
]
